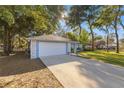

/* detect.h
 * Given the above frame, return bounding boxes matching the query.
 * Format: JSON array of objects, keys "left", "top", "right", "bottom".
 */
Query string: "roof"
[{"left": 28, "top": 34, "right": 79, "bottom": 43}]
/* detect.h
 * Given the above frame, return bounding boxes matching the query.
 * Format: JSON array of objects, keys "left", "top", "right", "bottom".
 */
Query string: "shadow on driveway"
[{"left": 41, "top": 55, "right": 124, "bottom": 87}]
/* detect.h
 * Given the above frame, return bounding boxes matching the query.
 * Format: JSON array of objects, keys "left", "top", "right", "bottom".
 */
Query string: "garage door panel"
[{"left": 39, "top": 42, "right": 67, "bottom": 57}]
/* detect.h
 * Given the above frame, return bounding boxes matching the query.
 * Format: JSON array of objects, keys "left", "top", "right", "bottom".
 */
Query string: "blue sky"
[
  {"left": 60, "top": 18, "right": 124, "bottom": 39},
  {"left": 82, "top": 22, "right": 124, "bottom": 39},
  {"left": 60, "top": 5, "right": 124, "bottom": 39}
]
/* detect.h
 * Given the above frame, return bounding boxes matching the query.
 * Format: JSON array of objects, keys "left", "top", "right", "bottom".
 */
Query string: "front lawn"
[{"left": 79, "top": 50, "right": 124, "bottom": 67}]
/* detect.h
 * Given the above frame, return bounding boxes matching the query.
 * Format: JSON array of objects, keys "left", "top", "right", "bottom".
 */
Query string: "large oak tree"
[{"left": 0, "top": 5, "right": 64, "bottom": 55}]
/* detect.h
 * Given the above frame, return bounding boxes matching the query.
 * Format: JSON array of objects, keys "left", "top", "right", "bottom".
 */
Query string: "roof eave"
[{"left": 28, "top": 39, "right": 79, "bottom": 43}]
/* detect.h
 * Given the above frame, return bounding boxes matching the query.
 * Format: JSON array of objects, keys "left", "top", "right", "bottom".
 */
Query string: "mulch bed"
[{"left": 0, "top": 53, "right": 63, "bottom": 88}]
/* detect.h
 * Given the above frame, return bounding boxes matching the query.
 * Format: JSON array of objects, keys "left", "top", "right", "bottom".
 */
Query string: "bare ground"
[{"left": 0, "top": 52, "right": 63, "bottom": 88}]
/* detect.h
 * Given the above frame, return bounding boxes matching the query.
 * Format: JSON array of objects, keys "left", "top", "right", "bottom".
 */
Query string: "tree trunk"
[
  {"left": 8, "top": 31, "right": 13, "bottom": 53},
  {"left": 3, "top": 26, "right": 9, "bottom": 56},
  {"left": 114, "top": 6, "right": 120, "bottom": 53},
  {"left": 8, "top": 38, "right": 13, "bottom": 53},
  {"left": 89, "top": 25, "right": 95, "bottom": 51},
  {"left": 114, "top": 19, "right": 119, "bottom": 53},
  {"left": 106, "top": 27, "right": 109, "bottom": 52},
  {"left": 19, "top": 36, "right": 21, "bottom": 49},
  {"left": 115, "top": 28, "right": 119, "bottom": 53},
  {"left": 91, "top": 29, "right": 95, "bottom": 51},
  {"left": 3, "top": 25, "right": 13, "bottom": 55},
  {"left": 88, "top": 20, "right": 95, "bottom": 51},
  {"left": 79, "top": 24, "right": 82, "bottom": 35},
  {"left": 106, "top": 33, "right": 109, "bottom": 52}
]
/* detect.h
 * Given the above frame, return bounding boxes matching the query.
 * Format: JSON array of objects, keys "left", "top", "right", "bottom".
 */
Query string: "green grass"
[{"left": 79, "top": 50, "right": 124, "bottom": 67}]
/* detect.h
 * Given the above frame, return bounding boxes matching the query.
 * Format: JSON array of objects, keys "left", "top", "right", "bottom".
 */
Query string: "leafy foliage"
[
  {"left": 66, "top": 29, "right": 90, "bottom": 47},
  {"left": 66, "top": 6, "right": 85, "bottom": 33},
  {"left": 78, "top": 29, "right": 89, "bottom": 45},
  {"left": 66, "top": 32, "right": 78, "bottom": 41},
  {"left": 0, "top": 5, "right": 64, "bottom": 55}
]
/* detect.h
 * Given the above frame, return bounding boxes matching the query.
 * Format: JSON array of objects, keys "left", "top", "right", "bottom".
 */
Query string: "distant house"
[
  {"left": 107, "top": 43, "right": 116, "bottom": 50},
  {"left": 95, "top": 40, "right": 106, "bottom": 49},
  {"left": 28, "top": 35, "right": 80, "bottom": 59}
]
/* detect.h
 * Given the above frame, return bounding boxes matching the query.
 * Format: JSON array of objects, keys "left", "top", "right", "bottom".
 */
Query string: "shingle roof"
[{"left": 28, "top": 34, "right": 79, "bottom": 43}]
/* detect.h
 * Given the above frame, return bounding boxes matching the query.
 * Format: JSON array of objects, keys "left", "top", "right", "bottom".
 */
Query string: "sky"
[{"left": 60, "top": 5, "right": 124, "bottom": 39}]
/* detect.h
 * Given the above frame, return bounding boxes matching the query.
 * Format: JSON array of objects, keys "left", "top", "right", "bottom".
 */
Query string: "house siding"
[{"left": 30, "top": 41, "right": 37, "bottom": 59}]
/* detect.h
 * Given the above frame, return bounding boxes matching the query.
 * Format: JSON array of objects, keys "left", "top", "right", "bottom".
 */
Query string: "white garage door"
[{"left": 38, "top": 42, "right": 67, "bottom": 57}]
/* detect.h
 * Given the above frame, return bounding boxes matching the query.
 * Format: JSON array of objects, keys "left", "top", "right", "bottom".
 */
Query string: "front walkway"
[{"left": 41, "top": 55, "right": 124, "bottom": 88}]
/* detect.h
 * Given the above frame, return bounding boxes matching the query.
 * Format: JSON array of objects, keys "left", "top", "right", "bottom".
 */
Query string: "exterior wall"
[
  {"left": 74, "top": 44, "right": 77, "bottom": 53},
  {"left": 70, "top": 43, "right": 82, "bottom": 53},
  {"left": 38, "top": 42, "right": 67, "bottom": 57},
  {"left": 79, "top": 44, "right": 82, "bottom": 49},
  {"left": 30, "top": 40, "right": 37, "bottom": 59},
  {"left": 67, "top": 43, "right": 71, "bottom": 53}
]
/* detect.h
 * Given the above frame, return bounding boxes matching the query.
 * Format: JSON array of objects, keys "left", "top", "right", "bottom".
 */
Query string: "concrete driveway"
[{"left": 40, "top": 55, "right": 124, "bottom": 88}]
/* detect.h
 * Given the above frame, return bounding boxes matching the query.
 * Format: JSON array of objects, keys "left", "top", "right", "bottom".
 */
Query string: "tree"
[
  {"left": 66, "top": 6, "right": 85, "bottom": 35},
  {"left": 118, "top": 6, "right": 124, "bottom": 31},
  {"left": 0, "top": 6, "right": 15, "bottom": 55},
  {"left": 105, "top": 6, "right": 121, "bottom": 53},
  {"left": 66, "top": 29, "right": 89, "bottom": 49},
  {"left": 82, "top": 5, "right": 101, "bottom": 51},
  {"left": 96, "top": 5, "right": 122, "bottom": 53},
  {"left": 78, "top": 29, "right": 89, "bottom": 48},
  {"left": 94, "top": 35, "right": 103, "bottom": 41},
  {"left": 66, "top": 5, "right": 101, "bottom": 51},
  {"left": 113, "top": 6, "right": 121, "bottom": 53},
  {"left": 0, "top": 5, "right": 64, "bottom": 55},
  {"left": 66, "top": 32, "right": 78, "bottom": 41},
  {"left": 109, "top": 33, "right": 115, "bottom": 46},
  {"left": 95, "top": 6, "right": 113, "bottom": 52}
]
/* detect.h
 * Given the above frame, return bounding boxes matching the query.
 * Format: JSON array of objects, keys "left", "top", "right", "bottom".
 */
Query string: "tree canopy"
[
  {"left": 0, "top": 5, "right": 64, "bottom": 55},
  {"left": 0, "top": 5, "right": 124, "bottom": 55}
]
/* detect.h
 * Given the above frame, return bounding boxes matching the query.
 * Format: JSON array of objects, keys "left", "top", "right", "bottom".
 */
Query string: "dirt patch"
[{"left": 0, "top": 53, "right": 63, "bottom": 88}]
